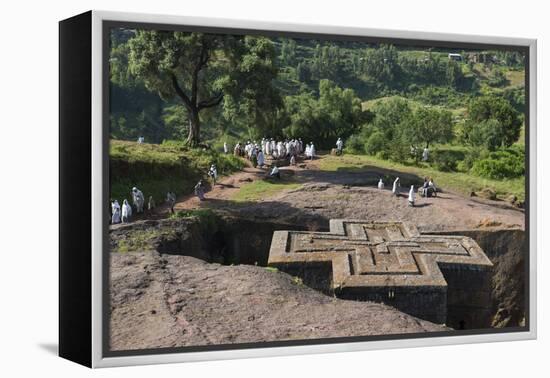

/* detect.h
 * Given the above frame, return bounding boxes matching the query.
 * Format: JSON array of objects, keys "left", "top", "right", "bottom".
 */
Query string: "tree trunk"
[{"left": 186, "top": 108, "right": 201, "bottom": 147}]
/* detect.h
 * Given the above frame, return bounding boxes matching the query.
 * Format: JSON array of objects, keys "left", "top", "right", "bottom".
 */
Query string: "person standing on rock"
[
  {"left": 310, "top": 142, "right": 316, "bottom": 160},
  {"left": 121, "top": 199, "right": 132, "bottom": 223},
  {"left": 194, "top": 180, "right": 206, "bottom": 201},
  {"left": 378, "top": 178, "right": 384, "bottom": 190},
  {"left": 392, "top": 177, "right": 400, "bottom": 196},
  {"left": 111, "top": 200, "right": 121, "bottom": 224},
  {"left": 132, "top": 187, "right": 145, "bottom": 213},
  {"left": 408, "top": 185, "right": 416, "bottom": 207},
  {"left": 336, "top": 137, "right": 343, "bottom": 155},
  {"left": 166, "top": 192, "right": 176, "bottom": 214}
]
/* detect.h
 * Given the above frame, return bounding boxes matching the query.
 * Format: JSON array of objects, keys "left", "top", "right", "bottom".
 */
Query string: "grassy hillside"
[
  {"left": 231, "top": 180, "right": 301, "bottom": 202},
  {"left": 109, "top": 140, "right": 245, "bottom": 204},
  {"left": 319, "top": 154, "right": 525, "bottom": 201}
]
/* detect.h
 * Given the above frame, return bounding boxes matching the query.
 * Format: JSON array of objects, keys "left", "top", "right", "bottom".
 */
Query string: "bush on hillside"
[
  {"left": 431, "top": 150, "right": 459, "bottom": 172},
  {"left": 365, "top": 131, "right": 386, "bottom": 156},
  {"left": 470, "top": 147, "right": 525, "bottom": 179},
  {"left": 345, "top": 134, "right": 366, "bottom": 154}
]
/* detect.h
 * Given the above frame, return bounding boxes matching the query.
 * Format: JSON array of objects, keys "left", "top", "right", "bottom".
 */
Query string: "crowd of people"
[
  {"left": 111, "top": 137, "right": 352, "bottom": 225},
  {"left": 111, "top": 136, "right": 440, "bottom": 225},
  {"left": 229, "top": 137, "right": 321, "bottom": 180},
  {"left": 231, "top": 138, "right": 308, "bottom": 166}
]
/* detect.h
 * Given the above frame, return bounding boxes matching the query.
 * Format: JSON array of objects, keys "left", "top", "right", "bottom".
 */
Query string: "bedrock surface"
[{"left": 110, "top": 250, "right": 447, "bottom": 351}]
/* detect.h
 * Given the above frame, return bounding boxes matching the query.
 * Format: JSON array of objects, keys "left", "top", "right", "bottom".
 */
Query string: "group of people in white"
[
  {"left": 110, "top": 163, "right": 220, "bottom": 224},
  {"left": 377, "top": 175, "right": 437, "bottom": 207},
  {"left": 231, "top": 138, "right": 309, "bottom": 166},
  {"left": 227, "top": 137, "right": 326, "bottom": 179},
  {"left": 410, "top": 145, "right": 430, "bottom": 162},
  {"left": 111, "top": 137, "right": 349, "bottom": 224},
  {"left": 227, "top": 136, "right": 344, "bottom": 167},
  {"left": 111, "top": 187, "right": 150, "bottom": 224}
]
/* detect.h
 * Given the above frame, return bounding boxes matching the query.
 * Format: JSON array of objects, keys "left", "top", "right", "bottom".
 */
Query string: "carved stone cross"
[{"left": 268, "top": 219, "right": 493, "bottom": 327}]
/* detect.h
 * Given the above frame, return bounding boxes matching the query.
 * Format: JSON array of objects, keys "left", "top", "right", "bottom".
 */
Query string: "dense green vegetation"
[
  {"left": 110, "top": 140, "right": 244, "bottom": 204},
  {"left": 109, "top": 27, "right": 526, "bottom": 200}
]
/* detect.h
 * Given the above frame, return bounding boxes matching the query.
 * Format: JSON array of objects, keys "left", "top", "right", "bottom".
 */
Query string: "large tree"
[
  {"left": 464, "top": 95, "right": 522, "bottom": 150},
  {"left": 125, "top": 30, "right": 279, "bottom": 146},
  {"left": 283, "top": 80, "right": 365, "bottom": 149},
  {"left": 405, "top": 107, "right": 454, "bottom": 149}
]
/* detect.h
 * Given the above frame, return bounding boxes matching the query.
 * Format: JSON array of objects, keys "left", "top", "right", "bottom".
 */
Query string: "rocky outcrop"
[{"left": 110, "top": 250, "right": 448, "bottom": 351}]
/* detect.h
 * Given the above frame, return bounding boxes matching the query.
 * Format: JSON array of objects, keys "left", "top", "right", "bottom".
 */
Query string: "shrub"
[
  {"left": 470, "top": 148, "right": 524, "bottom": 179},
  {"left": 487, "top": 68, "right": 507, "bottom": 87},
  {"left": 345, "top": 134, "right": 366, "bottom": 154},
  {"left": 460, "top": 148, "right": 486, "bottom": 171},
  {"left": 431, "top": 150, "right": 459, "bottom": 172},
  {"left": 365, "top": 131, "right": 386, "bottom": 155},
  {"left": 386, "top": 137, "right": 410, "bottom": 163}
]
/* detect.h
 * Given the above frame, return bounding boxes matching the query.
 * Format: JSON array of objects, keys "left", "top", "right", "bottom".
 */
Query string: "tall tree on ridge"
[{"left": 126, "top": 30, "right": 279, "bottom": 146}]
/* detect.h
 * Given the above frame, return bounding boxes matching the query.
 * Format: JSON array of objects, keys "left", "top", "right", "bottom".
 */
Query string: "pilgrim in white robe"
[
  {"left": 408, "top": 185, "right": 416, "bottom": 206},
  {"left": 132, "top": 187, "right": 145, "bottom": 213},
  {"left": 257, "top": 150, "right": 265, "bottom": 167},
  {"left": 208, "top": 165, "right": 218, "bottom": 185},
  {"left": 270, "top": 165, "right": 280, "bottom": 179},
  {"left": 111, "top": 200, "right": 121, "bottom": 224},
  {"left": 422, "top": 148, "right": 429, "bottom": 161},
  {"left": 166, "top": 192, "right": 176, "bottom": 214},
  {"left": 122, "top": 199, "right": 132, "bottom": 223},
  {"left": 378, "top": 179, "right": 384, "bottom": 190},
  {"left": 336, "top": 138, "right": 343, "bottom": 152},
  {"left": 277, "top": 142, "right": 283, "bottom": 159},
  {"left": 392, "top": 177, "right": 400, "bottom": 196},
  {"left": 309, "top": 143, "right": 316, "bottom": 159}
]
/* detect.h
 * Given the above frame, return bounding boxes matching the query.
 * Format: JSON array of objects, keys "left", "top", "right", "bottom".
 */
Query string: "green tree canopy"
[
  {"left": 404, "top": 106, "right": 454, "bottom": 149},
  {"left": 464, "top": 95, "right": 522, "bottom": 150},
  {"left": 124, "top": 30, "right": 280, "bottom": 145},
  {"left": 283, "top": 80, "right": 365, "bottom": 148},
  {"left": 370, "top": 97, "right": 412, "bottom": 141}
]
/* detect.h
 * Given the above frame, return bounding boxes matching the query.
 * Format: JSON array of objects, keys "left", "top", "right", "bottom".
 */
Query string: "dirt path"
[
  {"left": 173, "top": 166, "right": 268, "bottom": 211},
  {"left": 127, "top": 153, "right": 524, "bottom": 232},
  {"left": 158, "top": 156, "right": 315, "bottom": 212}
]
